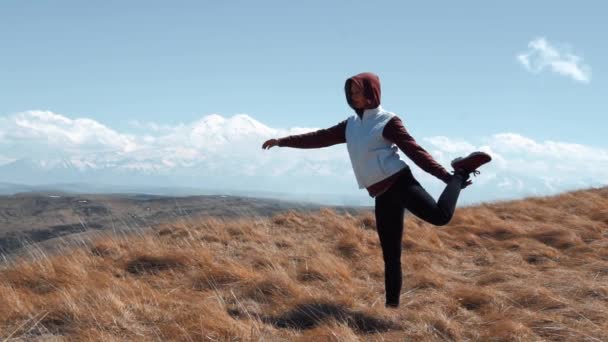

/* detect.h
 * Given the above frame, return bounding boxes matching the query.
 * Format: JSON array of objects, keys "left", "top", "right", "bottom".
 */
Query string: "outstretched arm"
[
  {"left": 383, "top": 116, "right": 453, "bottom": 183},
  {"left": 262, "top": 120, "right": 347, "bottom": 150}
]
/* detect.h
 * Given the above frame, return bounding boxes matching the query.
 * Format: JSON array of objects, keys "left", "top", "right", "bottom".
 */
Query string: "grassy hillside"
[
  {"left": 0, "top": 193, "right": 351, "bottom": 256},
  {"left": 1, "top": 187, "right": 607, "bottom": 341}
]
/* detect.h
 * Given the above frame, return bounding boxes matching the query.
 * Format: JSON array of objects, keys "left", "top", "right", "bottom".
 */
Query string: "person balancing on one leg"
[{"left": 262, "top": 72, "right": 491, "bottom": 308}]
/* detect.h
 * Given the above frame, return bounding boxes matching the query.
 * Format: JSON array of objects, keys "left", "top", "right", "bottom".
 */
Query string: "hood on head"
[{"left": 344, "top": 72, "right": 381, "bottom": 118}]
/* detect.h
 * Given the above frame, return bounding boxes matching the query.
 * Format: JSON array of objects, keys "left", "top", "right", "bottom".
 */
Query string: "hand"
[
  {"left": 262, "top": 139, "right": 279, "bottom": 150},
  {"left": 450, "top": 169, "right": 473, "bottom": 189},
  {"left": 446, "top": 173, "right": 473, "bottom": 189}
]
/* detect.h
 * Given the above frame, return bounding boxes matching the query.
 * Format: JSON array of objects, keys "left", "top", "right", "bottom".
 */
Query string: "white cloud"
[
  {"left": 488, "top": 133, "right": 608, "bottom": 163},
  {"left": 0, "top": 155, "right": 16, "bottom": 166},
  {"left": 425, "top": 133, "right": 608, "bottom": 195},
  {"left": 0, "top": 110, "right": 352, "bottom": 185},
  {"left": 517, "top": 37, "right": 591, "bottom": 83},
  {"left": 424, "top": 136, "right": 476, "bottom": 153},
  {"left": 0, "top": 111, "right": 138, "bottom": 156},
  {"left": 1, "top": 110, "right": 607, "bottom": 203}
]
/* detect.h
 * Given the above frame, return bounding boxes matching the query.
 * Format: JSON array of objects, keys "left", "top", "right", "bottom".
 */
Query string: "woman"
[{"left": 262, "top": 72, "right": 491, "bottom": 308}]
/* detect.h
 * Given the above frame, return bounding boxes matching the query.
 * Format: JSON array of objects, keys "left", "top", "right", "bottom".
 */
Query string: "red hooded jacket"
[{"left": 278, "top": 72, "right": 451, "bottom": 197}]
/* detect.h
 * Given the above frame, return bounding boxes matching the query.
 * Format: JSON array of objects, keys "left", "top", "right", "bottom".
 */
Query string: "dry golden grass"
[{"left": 1, "top": 187, "right": 608, "bottom": 341}]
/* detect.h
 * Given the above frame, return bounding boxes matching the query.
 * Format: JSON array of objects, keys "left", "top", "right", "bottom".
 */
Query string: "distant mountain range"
[
  {"left": 0, "top": 191, "right": 368, "bottom": 259},
  {"left": 1, "top": 112, "right": 603, "bottom": 207},
  {"left": 0, "top": 180, "right": 370, "bottom": 207},
  {"left": 0, "top": 113, "right": 368, "bottom": 205}
]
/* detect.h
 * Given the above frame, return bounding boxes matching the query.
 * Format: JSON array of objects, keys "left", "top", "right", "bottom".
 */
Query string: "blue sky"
[{"left": 0, "top": 1, "right": 606, "bottom": 205}]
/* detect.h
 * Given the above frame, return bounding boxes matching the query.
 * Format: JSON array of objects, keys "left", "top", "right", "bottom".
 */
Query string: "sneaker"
[{"left": 451, "top": 152, "right": 492, "bottom": 176}]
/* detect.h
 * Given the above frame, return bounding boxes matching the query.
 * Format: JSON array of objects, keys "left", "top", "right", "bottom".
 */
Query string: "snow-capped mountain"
[
  {"left": 0, "top": 112, "right": 354, "bottom": 198},
  {"left": 1, "top": 110, "right": 605, "bottom": 206}
]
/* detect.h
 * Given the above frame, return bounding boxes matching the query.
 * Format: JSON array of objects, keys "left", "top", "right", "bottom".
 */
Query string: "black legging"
[{"left": 374, "top": 166, "right": 465, "bottom": 307}]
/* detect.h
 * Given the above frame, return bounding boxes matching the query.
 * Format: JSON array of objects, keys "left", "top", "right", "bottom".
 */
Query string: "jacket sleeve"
[
  {"left": 278, "top": 120, "right": 347, "bottom": 149},
  {"left": 383, "top": 116, "right": 452, "bottom": 183}
]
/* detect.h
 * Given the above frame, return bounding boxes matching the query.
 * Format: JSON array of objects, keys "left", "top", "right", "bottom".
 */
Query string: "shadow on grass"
[
  {"left": 230, "top": 302, "right": 399, "bottom": 333},
  {"left": 126, "top": 255, "right": 186, "bottom": 274}
]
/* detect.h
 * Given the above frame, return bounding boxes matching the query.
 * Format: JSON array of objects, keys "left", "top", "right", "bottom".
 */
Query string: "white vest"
[{"left": 345, "top": 106, "right": 408, "bottom": 189}]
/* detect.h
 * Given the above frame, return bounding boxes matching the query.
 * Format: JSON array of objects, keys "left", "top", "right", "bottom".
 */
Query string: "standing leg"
[{"left": 374, "top": 189, "right": 405, "bottom": 307}]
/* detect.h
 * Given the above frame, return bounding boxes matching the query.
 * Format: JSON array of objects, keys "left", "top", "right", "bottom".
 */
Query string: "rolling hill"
[{"left": 0, "top": 187, "right": 607, "bottom": 340}]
